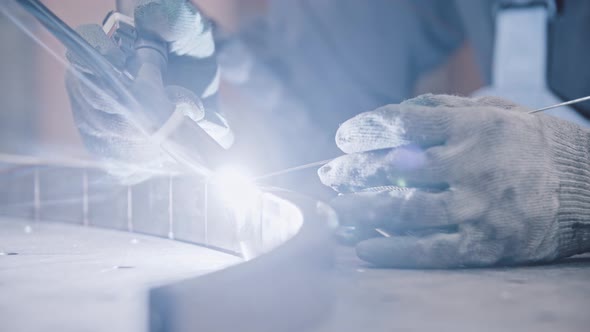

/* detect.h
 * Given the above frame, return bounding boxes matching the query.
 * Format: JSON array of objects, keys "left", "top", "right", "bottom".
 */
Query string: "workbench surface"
[
  {"left": 2, "top": 217, "right": 589, "bottom": 332},
  {"left": 315, "top": 248, "right": 590, "bottom": 332},
  {"left": 0, "top": 218, "right": 240, "bottom": 332}
]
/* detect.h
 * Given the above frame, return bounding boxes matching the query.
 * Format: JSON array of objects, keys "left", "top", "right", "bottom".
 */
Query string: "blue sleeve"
[
  {"left": 236, "top": 0, "right": 465, "bottom": 112},
  {"left": 219, "top": 0, "right": 466, "bottom": 164}
]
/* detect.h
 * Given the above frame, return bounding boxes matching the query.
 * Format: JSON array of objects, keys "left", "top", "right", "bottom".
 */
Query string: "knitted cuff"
[{"left": 546, "top": 118, "right": 590, "bottom": 257}]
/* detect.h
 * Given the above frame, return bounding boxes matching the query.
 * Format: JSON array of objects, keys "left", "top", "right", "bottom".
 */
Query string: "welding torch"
[{"left": 14, "top": 0, "right": 232, "bottom": 176}]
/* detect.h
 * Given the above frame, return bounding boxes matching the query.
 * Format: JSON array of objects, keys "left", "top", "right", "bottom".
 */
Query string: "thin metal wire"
[
  {"left": 528, "top": 95, "right": 590, "bottom": 113},
  {"left": 254, "top": 159, "right": 334, "bottom": 181}
]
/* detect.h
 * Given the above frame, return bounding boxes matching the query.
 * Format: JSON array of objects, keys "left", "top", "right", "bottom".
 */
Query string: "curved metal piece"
[
  {"left": 149, "top": 191, "right": 337, "bottom": 332},
  {"left": 0, "top": 158, "right": 338, "bottom": 331}
]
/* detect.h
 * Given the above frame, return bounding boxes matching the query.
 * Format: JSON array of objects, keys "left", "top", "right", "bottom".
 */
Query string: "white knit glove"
[{"left": 319, "top": 94, "right": 590, "bottom": 268}]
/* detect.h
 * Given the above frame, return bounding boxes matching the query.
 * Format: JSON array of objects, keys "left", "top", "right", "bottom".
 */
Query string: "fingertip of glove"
[
  {"left": 334, "top": 121, "right": 355, "bottom": 154},
  {"left": 335, "top": 105, "right": 409, "bottom": 154},
  {"left": 334, "top": 110, "right": 379, "bottom": 153},
  {"left": 317, "top": 162, "right": 333, "bottom": 187},
  {"left": 355, "top": 238, "right": 391, "bottom": 266},
  {"left": 317, "top": 158, "right": 353, "bottom": 193}
]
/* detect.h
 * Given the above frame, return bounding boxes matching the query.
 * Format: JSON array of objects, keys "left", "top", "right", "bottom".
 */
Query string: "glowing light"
[{"left": 209, "top": 166, "right": 261, "bottom": 214}]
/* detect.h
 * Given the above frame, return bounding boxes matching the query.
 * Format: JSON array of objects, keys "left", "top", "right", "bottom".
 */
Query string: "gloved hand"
[
  {"left": 66, "top": 0, "right": 222, "bottom": 183},
  {"left": 319, "top": 94, "right": 590, "bottom": 268}
]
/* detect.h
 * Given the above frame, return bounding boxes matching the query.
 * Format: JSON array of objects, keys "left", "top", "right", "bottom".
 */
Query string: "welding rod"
[
  {"left": 528, "top": 95, "right": 590, "bottom": 114},
  {"left": 254, "top": 159, "right": 334, "bottom": 181},
  {"left": 255, "top": 94, "right": 590, "bottom": 181}
]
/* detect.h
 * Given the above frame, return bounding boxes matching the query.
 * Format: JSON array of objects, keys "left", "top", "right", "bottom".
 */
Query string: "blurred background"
[{"left": 0, "top": 0, "right": 480, "bottom": 161}]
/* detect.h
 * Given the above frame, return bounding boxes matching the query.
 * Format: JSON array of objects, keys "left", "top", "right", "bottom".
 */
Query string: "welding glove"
[
  {"left": 66, "top": 0, "right": 222, "bottom": 183},
  {"left": 319, "top": 94, "right": 590, "bottom": 268}
]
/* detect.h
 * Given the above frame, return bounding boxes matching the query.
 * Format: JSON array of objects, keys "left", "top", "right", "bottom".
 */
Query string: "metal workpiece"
[
  {"left": 0, "top": 219, "right": 242, "bottom": 332},
  {"left": 150, "top": 192, "right": 337, "bottom": 332},
  {"left": 2, "top": 160, "right": 590, "bottom": 332},
  {"left": 0, "top": 158, "right": 338, "bottom": 332},
  {"left": 0, "top": 161, "right": 328, "bottom": 256}
]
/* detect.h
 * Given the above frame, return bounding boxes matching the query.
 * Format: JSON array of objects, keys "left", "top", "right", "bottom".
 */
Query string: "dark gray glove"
[
  {"left": 66, "top": 0, "right": 222, "bottom": 183},
  {"left": 319, "top": 94, "right": 590, "bottom": 268}
]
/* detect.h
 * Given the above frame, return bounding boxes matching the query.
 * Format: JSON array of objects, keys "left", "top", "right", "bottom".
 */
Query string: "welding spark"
[{"left": 208, "top": 166, "right": 261, "bottom": 214}]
